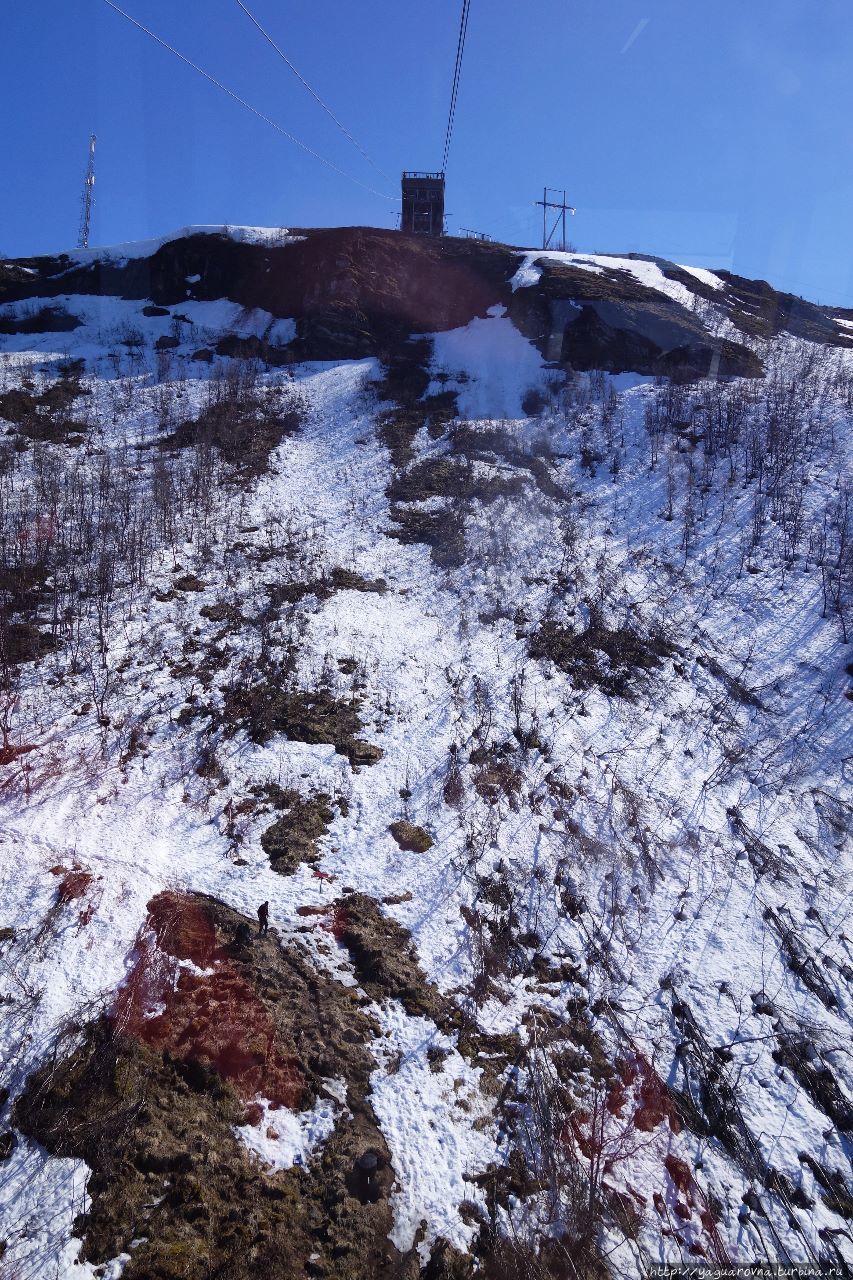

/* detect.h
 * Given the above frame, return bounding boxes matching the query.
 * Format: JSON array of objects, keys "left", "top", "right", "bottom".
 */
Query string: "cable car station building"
[{"left": 401, "top": 171, "right": 445, "bottom": 236}]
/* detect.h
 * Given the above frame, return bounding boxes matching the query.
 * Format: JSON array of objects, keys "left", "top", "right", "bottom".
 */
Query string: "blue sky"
[{"left": 5, "top": 0, "right": 853, "bottom": 305}]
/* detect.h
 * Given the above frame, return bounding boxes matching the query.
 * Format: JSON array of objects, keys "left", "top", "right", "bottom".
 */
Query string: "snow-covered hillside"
[{"left": 0, "top": 226, "right": 850, "bottom": 1280}]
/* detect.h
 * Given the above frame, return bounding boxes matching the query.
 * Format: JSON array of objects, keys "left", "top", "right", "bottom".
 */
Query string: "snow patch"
[
  {"left": 236, "top": 1091, "right": 342, "bottom": 1171},
  {"left": 63, "top": 224, "right": 305, "bottom": 265},
  {"left": 370, "top": 1002, "right": 499, "bottom": 1261},
  {"left": 509, "top": 254, "right": 543, "bottom": 291},
  {"left": 677, "top": 263, "right": 725, "bottom": 290},
  {"left": 429, "top": 305, "right": 548, "bottom": 419},
  {"left": 0, "top": 1138, "right": 129, "bottom": 1278},
  {"left": 513, "top": 248, "right": 728, "bottom": 311}
]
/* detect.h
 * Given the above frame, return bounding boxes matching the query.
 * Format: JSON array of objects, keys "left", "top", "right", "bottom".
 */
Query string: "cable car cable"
[
  {"left": 442, "top": 0, "right": 471, "bottom": 175},
  {"left": 234, "top": 0, "right": 393, "bottom": 184},
  {"left": 100, "top": 0, "right": 396, "bottom": 201}
]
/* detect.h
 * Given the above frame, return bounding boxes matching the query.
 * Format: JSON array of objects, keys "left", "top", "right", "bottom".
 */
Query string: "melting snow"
[
  {"left": 0, "top": 237, "right": 851, "bottom": 1274},
  {"left": 677, "top": 263, "right": 725, "bottom": 290},
  {"left": 370, "top": 1002, "right": 500, "bottom": 1260},
  {"left": 512, "top": 248, "right": 727, "bottom": 311},
  {"left": 63, "top": 224, "right": 305, "bottom": 264},
  {"left": 236, "top": 1092, "right": 342, "bottom": 1172},
  {"left": 429, "top": 304, "right": 548, "bottom": 418}
]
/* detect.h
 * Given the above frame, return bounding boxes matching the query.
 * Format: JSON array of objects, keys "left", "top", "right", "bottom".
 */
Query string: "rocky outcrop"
[{"left": 0, "top": 227, "right": 768, "bottom": 379}]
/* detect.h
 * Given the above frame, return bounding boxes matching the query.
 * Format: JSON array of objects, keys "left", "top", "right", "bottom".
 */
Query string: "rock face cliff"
[
  {"left": 0, "top": 226, "right": 851, "bottom": 1280},
  {"left": 3, "top": 224, "right": 803, "bottom": 374}
]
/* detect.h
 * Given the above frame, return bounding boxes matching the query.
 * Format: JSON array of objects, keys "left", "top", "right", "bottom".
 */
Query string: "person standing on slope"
[{"left": 257, "top": 901, "right": 270, "bottom": 936}]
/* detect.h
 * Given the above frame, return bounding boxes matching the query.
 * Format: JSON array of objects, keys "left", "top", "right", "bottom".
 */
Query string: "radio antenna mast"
[{"left": 78, "top": 134, "right": 97, "bottom": 249}]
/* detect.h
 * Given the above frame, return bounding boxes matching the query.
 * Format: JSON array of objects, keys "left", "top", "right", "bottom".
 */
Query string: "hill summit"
[{"left": 0, "top": 226, "right": 851, "bottom": 1280}]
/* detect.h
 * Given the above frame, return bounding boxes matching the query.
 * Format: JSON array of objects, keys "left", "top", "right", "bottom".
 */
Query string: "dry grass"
[
  {"left": 14, "top": 890, "right": 420, "bottom": 1280},
  {"left": 258, "top": 786, "right": 336, "bottom": 875},
  {"left": 529, "top": 614, "right": 675, "bottom": 699}
]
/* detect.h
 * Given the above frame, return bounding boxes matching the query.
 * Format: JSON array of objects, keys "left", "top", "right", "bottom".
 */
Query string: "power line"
[
  {"left": 442, "top": 0, "right": 471, "bottom": 175},
  {"left": 234, "top": 0, "right": 392, "bottom": 184},
  {"left": 100, "top": 0, "right": 396, "bottom": 202}
]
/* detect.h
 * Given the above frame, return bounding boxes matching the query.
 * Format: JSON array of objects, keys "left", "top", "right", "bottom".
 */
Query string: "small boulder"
[{"left": 388, "top": 821, "right": 433, "bottom": 853}]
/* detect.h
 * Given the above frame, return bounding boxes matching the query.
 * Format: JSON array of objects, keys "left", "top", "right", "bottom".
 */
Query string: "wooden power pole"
[{"left": 535, "top": 187, "right": 576, "bottom": 251}]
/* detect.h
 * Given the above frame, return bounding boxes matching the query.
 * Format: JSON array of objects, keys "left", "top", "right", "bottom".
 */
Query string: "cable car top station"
[
  {"left": 98, "top": 0, "right": 572, "bottom": 249},
  {"left": 400, "top": 172, "right": 445, "bottom": 237},
  {"left": 399, "top": 0, "right": 470, "bottom": 237}
]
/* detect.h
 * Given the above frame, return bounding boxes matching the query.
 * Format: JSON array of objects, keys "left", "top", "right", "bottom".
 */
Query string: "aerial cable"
[
  {"left": 100, "top": 0, "right": 396, "bottom": 201},
  {"left": 443, "top": 0, "right": 467, "bottom": 172},
  {"left": 234, "top": 0, "right": 392, "bottom": 184},
  {"left": 442, "top": 0, "right": 471, "bottom": 175}
]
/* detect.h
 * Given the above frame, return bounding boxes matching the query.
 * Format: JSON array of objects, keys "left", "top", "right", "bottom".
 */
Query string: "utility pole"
[
  {"left": 78, "top": 134, "right": 97, "bottom": 250},
  {"left": 535, "top": 187, "right": 576, "bottom": 251}
]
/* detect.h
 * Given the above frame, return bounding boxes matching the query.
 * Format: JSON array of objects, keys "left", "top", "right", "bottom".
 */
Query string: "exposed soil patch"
[
  {"left": 0, "top": 369, "right": 90, "bottom": 442},
  {"left": 258, "top": 785, "right": 337, "bottom": 875},
  {"left": 384, "top": 422, "right": 564, "bottom": 570},
  {"left": 15, "top": 891, "right": 417, "bottom": 1280},
  {"left": 387, "top": 458, "right": 473, "bottom": 505},
  {"left": 447, "top": 423, "right": 565, "bottom": 501},
  {"left": 373, "top": 337, "right": 436, "bottom": 468},
  {"left": 174, "top": 573, "right": 206, "bottom": 593},
  {"left": 199, "top": 600, "right": 244, "bottom": 625},
  {"left": 220, "top": 660, "right": 382, "bottom": 767},
  {"left": 330, "top": 567, "right": 388, "bottom": 594},
  {"left": 371, "top": 333, "right": 465, "bottom": 577},
  {"left": 335, "top": 892, "right": 459, "bottom": 1032},
  {"left": 267, "top": 567, "right": 387, "bottom": 610},
  {"left": 385, "top": 455, "right": 531, "bottom": 509},
  {"left": 529, "top": 615, "right": 675, "bottom": 699},
  {"left": 214, "top": 333, "right": 294, "bottom": 366},
  {"left": 387, "top": 504, "right": 468, "bottom": 570},
  {"left": 0, "top": 618, "right": 57, "bottom": 665},
  {"left": 470, "top": 744, "right": 523, "bottom": 808},
  {"left": 0, "top": 304, "right": 81, "bottom": 334},
  {"left": 56, "top": 869, "right": 94, "bottom": 904},
  {"left": 164, "top": 386, "right": 303, "bottom": 477},
  {"left": 0, "top": 563, "right": 49, "bottom": 613}
]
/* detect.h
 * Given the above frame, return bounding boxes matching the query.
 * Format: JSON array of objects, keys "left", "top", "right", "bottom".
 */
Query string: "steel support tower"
[{"left": 78, "top": 134, "right": 97, "bottom": 250}]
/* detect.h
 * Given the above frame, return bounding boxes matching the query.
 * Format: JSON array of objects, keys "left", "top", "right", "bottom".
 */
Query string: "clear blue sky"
[{"left": 5, "top": 0, "right": 853, "bottom": 305}]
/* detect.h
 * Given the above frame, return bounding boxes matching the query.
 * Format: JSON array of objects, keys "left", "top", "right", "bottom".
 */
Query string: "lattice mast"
[{"left": 78, "top": 134, "right": 97, "bottom": 249}]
